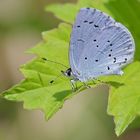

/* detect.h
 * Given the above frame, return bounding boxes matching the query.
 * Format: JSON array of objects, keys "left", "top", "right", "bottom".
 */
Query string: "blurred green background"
[{"left": 0, "top": 0, "right": 140, "bottom": 140}]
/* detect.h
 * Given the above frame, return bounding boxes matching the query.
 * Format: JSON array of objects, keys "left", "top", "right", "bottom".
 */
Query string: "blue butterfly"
[{"left": 62, "top": 8, "right": 135, "bottom": 88}]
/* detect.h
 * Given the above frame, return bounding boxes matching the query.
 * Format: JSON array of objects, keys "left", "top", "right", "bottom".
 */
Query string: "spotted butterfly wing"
[{"left": 69, "top": 8, "right": 135, "bottom": 82}]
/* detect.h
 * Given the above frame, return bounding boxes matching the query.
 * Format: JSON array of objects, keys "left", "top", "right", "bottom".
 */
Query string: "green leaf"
[
  {"left": 1, "top": 22, "right": 87, "bottom": 120},
  {"left": 104, "top": 62, "right": 140, "bottom": 136},
  {"left": 28, "top": 23, "right": 71, "bottom": 66},
  {"left": 1, "top": 23, "right": 75, "bottom": 120},
  {"left": 3, "top": 60, "right": 73, "bottom": 120},
  {"left": 46, "top": 3, "right": 78, "bottom": 24},
  {"left": 102, "top": 0, "right": 140, "bottom": 135},
  {"left": 46, "top": 0, "right": 111, "bottom": 24}
]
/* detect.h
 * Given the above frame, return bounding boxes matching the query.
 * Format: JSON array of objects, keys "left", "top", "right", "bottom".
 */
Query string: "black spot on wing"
[
  {"left": 77, "top": 39, "right": 85, "bottom": 43},
  {"left": 94, "top": 24, "right": 99, "bottom": 28},
  {"left": 89, "top": 21, "right": 94, "bottom": 24},
  {"left": 84, "top": 20, "right": 88, "bottom": 23},
  {"left": 124, "top": 58, "right": 127, "bottom": 63},
  {"left": 113, "top": 57, "right": 116, "bottom": 63}
]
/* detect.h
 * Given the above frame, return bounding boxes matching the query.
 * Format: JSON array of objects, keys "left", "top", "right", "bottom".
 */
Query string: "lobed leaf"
[
  {"left": 46, "top": 0, "right": 111, "bottom": 24},
  {"left": 2, "top": 23, "right": 86, "bottom": 120},
  {"left": 103, "top": 0, "right": 140, "bottom": 135},
  {"left": 105, "top": 62, "right": 140, "bottom": 136}
]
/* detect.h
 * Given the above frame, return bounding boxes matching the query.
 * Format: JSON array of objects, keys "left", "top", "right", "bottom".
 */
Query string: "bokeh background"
[{"left": 0, "top": 0, "right": 140, "bottom": 140}]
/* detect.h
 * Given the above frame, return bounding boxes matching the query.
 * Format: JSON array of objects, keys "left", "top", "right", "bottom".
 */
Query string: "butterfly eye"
[{"left": 85, "top": 57, "right": 87, "bottom": 60}]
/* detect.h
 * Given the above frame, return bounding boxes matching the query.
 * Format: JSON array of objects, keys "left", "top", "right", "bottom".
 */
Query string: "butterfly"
[{"left": 61, "top": 7, "right": 135, "bottom": 88}]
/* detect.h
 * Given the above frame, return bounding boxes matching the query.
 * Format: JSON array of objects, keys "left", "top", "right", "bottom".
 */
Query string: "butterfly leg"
[{"left": 70, "top": 79, "right": 77, "bottom": 91}]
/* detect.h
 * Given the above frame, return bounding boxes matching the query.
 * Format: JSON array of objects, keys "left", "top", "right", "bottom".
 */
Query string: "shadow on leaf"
[
  {"left": 53, "top": 90, "right": 72, "bottom": 101},
  {"left": 106, "top": 81, "right": 125, "bottom": 88}
]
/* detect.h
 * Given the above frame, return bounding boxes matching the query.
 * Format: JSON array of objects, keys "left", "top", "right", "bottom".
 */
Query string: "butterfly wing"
[
  {"left": 78, "top": 23, "right": 135, "bottom": 81},
  {"left": 69, "top": 8, "right": 135, "bottom": 82},
  {"left": 69, "top": 8, "right": 115, "bottom": 79}
]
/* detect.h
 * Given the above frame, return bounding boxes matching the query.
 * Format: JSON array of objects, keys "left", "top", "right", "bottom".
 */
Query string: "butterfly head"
[
  {"left": 61, "top": 68, "right": 73, "bottom": 78},
  {"left": 61, "top": 68, "right": 81, "bottom": 82}
]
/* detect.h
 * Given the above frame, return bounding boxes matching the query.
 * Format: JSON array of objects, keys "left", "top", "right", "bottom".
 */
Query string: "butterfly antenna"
[
  {"left": 49, "top": 72, "right": 64, "bottom": 84},
  {"left": 42, "top": 58, "right": 69, "bottom": 69}
]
